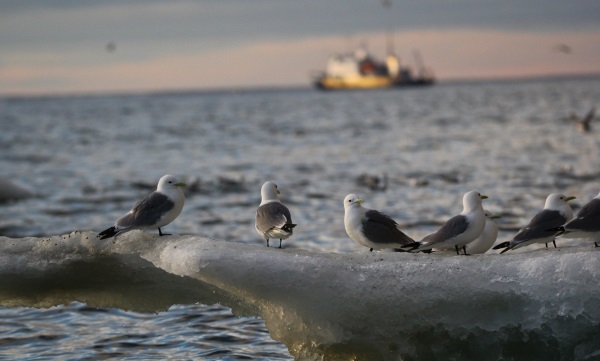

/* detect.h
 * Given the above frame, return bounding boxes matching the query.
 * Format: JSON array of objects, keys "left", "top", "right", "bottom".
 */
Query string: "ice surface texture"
[{"left": 1, "top": 231, "right": 599, "bottom": 360}]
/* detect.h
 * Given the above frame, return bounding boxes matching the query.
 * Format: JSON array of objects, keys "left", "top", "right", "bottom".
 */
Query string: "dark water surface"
[{"left": 1, "top": 76, "right": 599, "bottom": 360}]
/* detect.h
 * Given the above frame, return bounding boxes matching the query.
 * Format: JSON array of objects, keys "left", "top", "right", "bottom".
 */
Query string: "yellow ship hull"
[{"left": 317, "top": 75, "right": 393, "bottom": 90}]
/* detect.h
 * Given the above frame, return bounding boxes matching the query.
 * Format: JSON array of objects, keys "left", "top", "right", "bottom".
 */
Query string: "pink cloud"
[{"left": 1, "top": 29, "right": 599, "bottom": 95}]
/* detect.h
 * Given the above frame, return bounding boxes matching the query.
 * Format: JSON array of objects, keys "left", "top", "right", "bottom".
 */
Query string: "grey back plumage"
[
  {"left": 566, "top": 199, "right": 600, "bottom": 232},
  {"left": 255, "top": 202, "right": 294, "bottom": 234},
  {"left": 422, "top": 214, "right": 469, "bottom": 245},
  {"left": 512, "top": 209, "right": 566, "bottom": 243},
  {"left": 117, "top": 192, "right": 174, "bottom": 228},
  {"left": 362, "top": 210, "right": 414, "bottom": 245}
]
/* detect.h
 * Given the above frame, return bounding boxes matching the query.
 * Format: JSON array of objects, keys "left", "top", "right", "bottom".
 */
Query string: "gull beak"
[
  {"left": 356, "top": 199, "right": 364, "bottom": 205},
  {"left": 277, "top": 189, "right": 281, "bottom": 195},
  {"left": 491, "top": 215, "right": 502, "bottom": 219},
  {"left": 565, "top": 196, "right": 576, "bottom": 202},
  {"left": 480, "top": 195, "right": 488, "bottom": 200},
  {"left": 175, "top": 182, "right": 186, "bottom": 187}
]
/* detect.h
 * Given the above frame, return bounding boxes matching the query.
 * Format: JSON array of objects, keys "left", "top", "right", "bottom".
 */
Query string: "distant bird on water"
[
  {"left": 255, "top": 181, "right": 296, "bottom": 248},
  {"left": 493, "top": 193, "right": 575, "bottom": 254},
  {"left": 98, "top": 174, "right": 186, "bottom": 239},
  {"left": 343, "top": 193, "right": 414, "bottom": 252},
  {"left": 557, "top": 191, "right": 600, "bottom": 247},
  {"left": 404, "top": 191, "right": 488, "bottom": 255}
]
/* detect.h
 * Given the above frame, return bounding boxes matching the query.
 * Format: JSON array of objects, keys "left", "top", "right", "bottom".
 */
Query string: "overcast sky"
[{"left": 1, "top": 0, "right": 599, "bottom": 95}]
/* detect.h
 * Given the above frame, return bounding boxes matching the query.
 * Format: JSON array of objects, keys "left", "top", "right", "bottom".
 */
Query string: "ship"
[{"left": 312, "top": 48, "right": 435, "bottom": 90}]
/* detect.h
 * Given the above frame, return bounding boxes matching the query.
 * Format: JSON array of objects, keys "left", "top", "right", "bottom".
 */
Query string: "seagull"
[
  {"left": 493, "top": 193, "right": 575, "bottom": 254},
  {"left": 465, "top": 209, "right": 501, "bottom": 255},
  {"left": 255, "top": 181, "right": 296, "bottom": 248},
  {"left": 343, "top": 194, "right": 414, "bottom": 252},
  {"left": 98, "top": 174, "right": 186, "bottom": 239},
  {"left": 557, "top": 191, "right": 600, "bottom": 247},
  {"left": 569, "top": 108, "right": 595, "bottom": 133},
  {"left": 404, "top": 191, "right": 488, "bottom": 255}
]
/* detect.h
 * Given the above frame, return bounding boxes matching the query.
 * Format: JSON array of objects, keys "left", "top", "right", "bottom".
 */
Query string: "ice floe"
[{"left": 1, "top": 231, "right": 599, "bottom": 360}]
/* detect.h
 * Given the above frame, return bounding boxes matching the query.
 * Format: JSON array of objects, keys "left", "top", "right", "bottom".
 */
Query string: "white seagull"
[
  {"left": 493, "top": 193, "right": 575, "bottom": 254},
  {"left": 557, "top": 191, "right": 600, "bottom": 247},
  {"left": 343, "top": 194, "right": 414, "bottom": 252},
  {"left": 255, "top": 181, "right": 296, "bottom": 248},
  {"left": 98, "top": 174, "right": 186, "bottom": 239},
  {"left": 405, "top": 191, "right": 488, "bottom": 255},
  {"left": 465, "top": 209, "right": 501, "bottom": 255}
]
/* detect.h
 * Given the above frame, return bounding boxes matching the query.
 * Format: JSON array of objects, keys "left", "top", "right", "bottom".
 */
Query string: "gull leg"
[
  {"left": 158, "top": 228, "right": 171, "bottom": 236},
  {"left": 266, "top": 239, "right": 270, "bottom": 247},
  {"left": 462, "top": 246, "right": 469, "bottom": 255},
  {"left": 595, "top": 242, "right": 599, "bottom": 248},
  {"left": 455, "top": 245, "right": 460, "bottom": 255},
  {"left": 279, "top": 239, "right": 283, "bottom": 249},
  {"left": 545, "top": 243, "right": 548, "bottom": 248},
  {"left": 553, "top": 240, "right": 557, "bottom": 248}
]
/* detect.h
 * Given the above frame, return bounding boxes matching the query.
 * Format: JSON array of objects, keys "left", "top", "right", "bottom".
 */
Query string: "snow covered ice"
[{"left": 1, "top": 231, "right": 600, "bottom": 360}]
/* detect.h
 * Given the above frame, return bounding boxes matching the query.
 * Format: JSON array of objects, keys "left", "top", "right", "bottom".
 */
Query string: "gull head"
[
  {"left": 344, "top": 194, "right": 364, "bottom": 210},
  {"left": 544, "top": 193, "right": 576, "bottom": 210},
  {"left": 157, "top": 174, "right": 186, "bottom": 191},
  {"left": 463, "top": 191, "right": 487, "bottom": 211},
  {"left": 483, "top": 209, "right": 502, "bottom": 221},
  {"left": 260, "top": 181, "right": 281, "bottom": 202}
]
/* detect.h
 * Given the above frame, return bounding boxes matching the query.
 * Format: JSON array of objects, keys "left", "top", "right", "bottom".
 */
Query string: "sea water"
[{"left": 1, "top": 76, "right": 599, "bottom": 360}]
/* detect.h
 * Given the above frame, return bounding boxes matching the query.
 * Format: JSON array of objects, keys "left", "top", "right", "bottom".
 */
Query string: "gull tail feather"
[
  {"left": 547, "top": 225, "right": 566, "bottom": 236},
  {"left": 401, "top": 242, "right": 421, "bottom": 251},
  {"left": 492, "top": 241, "right": 514, "bottom": 254},
  {"left": 98, "top": 226, "right": 119, "bottom": 240},
  {"left": 492, "top": 241, "right": 510, "bottom": 250}
]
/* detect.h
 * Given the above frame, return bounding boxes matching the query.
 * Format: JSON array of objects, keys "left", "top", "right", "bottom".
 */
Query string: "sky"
[{"left": 1, "top": 0, "right": 599, "bottom": 95}]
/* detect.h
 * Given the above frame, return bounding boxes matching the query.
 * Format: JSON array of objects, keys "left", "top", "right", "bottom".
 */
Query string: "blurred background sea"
[{"left": 1, "top": 75, "right": 599, "bottom": 359}]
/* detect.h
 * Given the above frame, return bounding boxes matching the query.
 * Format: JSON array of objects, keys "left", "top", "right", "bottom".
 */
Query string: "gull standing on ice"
[
  {"left": 493, "top": 193, "right": 575, "bottom": 254},
  {"left": 404, "top": 191, "right": 488, "bottom": 255},
  {"left": 465, "top": 209, "right": 501, "bottom": 254},
  {"left": 343, "top": 194, "right": 414, "bottom": 252},
  {"left": 557, "top": 191, "right": 600, "bottom": 247},
  {"left": 98, "top": 174, "right": 186, "bottom": 239},
  {"left": 255, "top": 181, "right": 296, "bottom": 248}
]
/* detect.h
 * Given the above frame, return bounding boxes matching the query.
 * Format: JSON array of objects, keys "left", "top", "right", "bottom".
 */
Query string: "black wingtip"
[
  {"left": 98, "top": 226, "right": 118, "bottom": 240},
  {"left": 401, "top": 242, "right": 421, "bottom": 251},
  {"left": 282, "top": 223, "right": 297, "bottom": 232},
  {"left": 548, "top": 225, "right": 566, "bottom": 236},
  {"left": 492, "top": 241, "right": 510, "bottom": 250}
]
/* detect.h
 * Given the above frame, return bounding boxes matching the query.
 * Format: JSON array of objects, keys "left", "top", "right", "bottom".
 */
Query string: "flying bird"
[
  {"left": 255, "top": 181, "right": 296, "bottom": 248},
  {"left": 98, "top": 174, "right": 186, "bottom": 239},
  {"left": 343, "top": 193, "right": 414, "bottom": 252},
  {"left": 569, "top": 108, "right": 595, "bottom": 133},
  {"left": 493, "top": 193, "right": 575, "bottom": 254}
]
